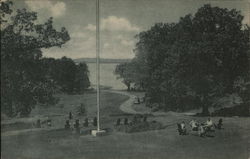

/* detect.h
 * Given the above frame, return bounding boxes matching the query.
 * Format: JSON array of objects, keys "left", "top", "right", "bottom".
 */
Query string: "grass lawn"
[
  {"left": 31, "top": 90, "right": 129, "bottom": 118},
  {"left": 2, "top": 116, "right": 249, "bottom": 159},
  {"left": 26, "top": 91, "right": 129, "bottom": 129},
  {"left": 1, "top": 91, "right": 250, "bottom": 159}
]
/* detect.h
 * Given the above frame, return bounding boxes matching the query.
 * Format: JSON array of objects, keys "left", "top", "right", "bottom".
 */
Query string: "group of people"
[
  {"left": 64, "top": 112, "right": 98, "bottom": 133},
  {"left": 115, "top": 115, "right": 148, "bottom": 126},
  {"left": 178, "top": 118, "right": 223, "bottom": 137}
]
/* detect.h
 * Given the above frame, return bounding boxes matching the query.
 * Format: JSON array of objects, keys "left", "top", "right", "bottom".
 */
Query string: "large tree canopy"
[
  {"left": 117, "top": 4, "right": 250, "bottom": 114},
  {"left": 41, "top": 57, "right": 90, "bottom": 94},
  {"left": 1, "top": 1, "right": 70, "bottom": 116},
  {"left": 114, "top": 62, "right": 134, "bottom": 91}
]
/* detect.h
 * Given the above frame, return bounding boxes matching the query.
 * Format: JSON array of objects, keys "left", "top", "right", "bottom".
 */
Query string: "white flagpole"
[{"left": 96, "top": 0, "right": 100, "bottom": 132}]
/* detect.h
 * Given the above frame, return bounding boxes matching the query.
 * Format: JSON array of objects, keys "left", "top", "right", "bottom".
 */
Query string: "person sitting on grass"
[
  {"left": 124, "top": 118, "right": 128, "bottom": 125},
  {"left": 93, "top": 117, "right": 97, "bottom": 126},
  {"left": 189, "top": 119, "right": 198, "bottom": 131},
  {"left": 177, "top": 121, "right": 187, "bottom": 135},
  {"left": 132, "top": 115, "right": 138, "bottom": 124},
  {"left": 205, "top": 118, "right": 214, "bottom": 131},
  {"left": 36, "top": 119, "right": 41, "bottom": 128},
  {"left": 116, "top": 118, "right": 121, "bottom": 126},
  {"left": 83, "top": 118, "right": 89, "bottom": 127},
  {"left": 74, "top": 119, "right": 80, "bottom": 134},
  {"left": 69, "top": 112, "right": 73, "bottom": 120},
  {"left": 214, "top": 118, "right": 223, "bottom": 129},
  {"left": 198, "top": 124, "right": 206, "bottom": 137},
  {"left": 181, "top": 121, "right": 186, "bottom": 131},
  {"left": 65, "top": 120, "right": 70, "bottom": 130},
  {"left": 47, "top": 119, "right": 52, "bottom": 127}
]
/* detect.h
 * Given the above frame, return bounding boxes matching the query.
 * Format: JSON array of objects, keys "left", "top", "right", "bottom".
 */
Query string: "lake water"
[{"left": 87, "top": 63, "right": 126, "bottom": 90}]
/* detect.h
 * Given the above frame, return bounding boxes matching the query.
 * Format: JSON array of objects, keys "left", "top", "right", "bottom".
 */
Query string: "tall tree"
[
  {"left": 131, "top": 4, "right": 249, "bottom": 114},
  {"left": 74, "top": 62, "right": 90, "bottom": 93},
  {"left": 1, "top": 1, "right": 70, "bottom": 116},
  {"left": 41, "top": 57, "right": 90, "bottom": 94},
  {"left": 114, "top": 62, "right": 134, "bottom": 91}
]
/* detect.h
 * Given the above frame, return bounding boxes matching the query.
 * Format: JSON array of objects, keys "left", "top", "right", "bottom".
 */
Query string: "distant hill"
[{"left": 74, "top": 58, "right": 132, "bottom": 63}]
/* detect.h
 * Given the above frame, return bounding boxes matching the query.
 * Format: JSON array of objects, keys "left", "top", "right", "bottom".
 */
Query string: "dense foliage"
[
  {"left": 41, "top": 57, "right": 90, "bottom": 94},
  {"left": 1, "top": 1, "right": 90, "bottom": 117},
  {"left": 116, "top": 4, "right": 250, "bottom": 114}
]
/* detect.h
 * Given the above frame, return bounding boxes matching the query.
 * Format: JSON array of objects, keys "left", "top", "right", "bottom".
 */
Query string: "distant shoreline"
[
  {"left": 83, "top": 62, "right": 126, "bottom": 64},
  {"left": 74, "top": 58, "right": 132, "bottom": 64}
]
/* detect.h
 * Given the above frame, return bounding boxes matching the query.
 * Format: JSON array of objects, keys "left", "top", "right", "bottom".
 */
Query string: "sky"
[{"left": 13, "top": 0, "right": 250, "bottom": 59}]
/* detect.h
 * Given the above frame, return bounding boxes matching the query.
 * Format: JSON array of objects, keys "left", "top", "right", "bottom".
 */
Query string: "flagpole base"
[{"left": 91, "top": 129, "right": 106, "bottom": 137}]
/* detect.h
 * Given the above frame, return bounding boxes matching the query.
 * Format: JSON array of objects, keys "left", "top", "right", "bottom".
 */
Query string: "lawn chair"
[
  {"left": 93, "top": 117, "right": 97, "bottom": 126},
  {"left": 198, "top": 124, "right": 208, "bottom": 137},
  {"left": 36, "top": 119, "right": 41, "bottom": 128},
  {"left": 116, "top": 118, "right": 121, "bottom": 126},
  {"left": 214, "top": 118, "right": 223, "bottom": 129},
  {"left": 192, "top": 126, "right": 198, "bottom": 131},
  {"left": 83, "top": 118, "right": 89, "bottom": 127},
  {"left": 74, "top": 119, "right": 80, "bottom": 134},
  {"left": 190, "top": 120, "right": 199, "bottom": 131},
  {"left": 124, "top": 118, "right": 128, "bottom": 125},
  {"left": 47, "top": 119, "right": 52, "bottom": 127},
  {"left": 177, "top": 123, "right": 187, "bottom": 135},
  {"left": 65, "top": 120, "right": 70, "bottom": 130}
]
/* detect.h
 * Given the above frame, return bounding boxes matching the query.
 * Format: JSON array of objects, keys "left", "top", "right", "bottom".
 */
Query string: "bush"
[
  {"left": 211, "top": 104, "right": 250, "bottom": 117},
  {"left": 150, "top": 103, "right": 160, "bottom": 112}
]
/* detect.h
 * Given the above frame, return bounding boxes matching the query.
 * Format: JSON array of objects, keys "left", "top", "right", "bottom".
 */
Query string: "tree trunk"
[
  {"left": 127, "top": 83, "right": 131, "bottom": 91},
  {"left": 201, "top": 104, "right": 210, "bottom": 116},
  {"left": 200, "top": 95, "right": 210, "bottom": 116}
]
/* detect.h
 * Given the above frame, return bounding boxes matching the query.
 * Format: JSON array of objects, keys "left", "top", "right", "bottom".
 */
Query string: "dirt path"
[
  {"left": 107, "top": 90, "right": 200, "bottom": 117},
  {"left": 105, "top": 90, "right": 157, "bottom": 115},
  {"left": 105, "top": 90, "right": 140, "bottom": 114}
]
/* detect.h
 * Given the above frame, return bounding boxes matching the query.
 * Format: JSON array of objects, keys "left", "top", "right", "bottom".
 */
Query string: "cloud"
[
  {"left": 50, "top": 2, "right": 66, "bottom": 17},
  {"left": 85, "top": 24, "right": 96, "bottom": 31},
  {"left": 42, "top": 36, "right": 96, "bottom": 59},
  {"left": 42, "top": 24, "right": 96, "bottom": 59},
  {"left": 243, "top": 8, "right": 250, "bottom": 25},
  {"left": 71, "top": 32, "right": 86, "bottom": 38},
  {"left": 42, "top": 29, "right": 136, "bottom": 59},
  {"left": 43, "top": 15, "right": 139, "bottom": 59},
  {"left": 103, "top": 43, "right": 110, "bottom": 48},
  {"left": 85, "top": 16, "right": 140, "bottom": 32},
  {"left": 25, "top": 1, "right": 66, "bottom": 18},
  {"left": 100, "top": 33, "right": 136, "bottom": 59},
  {"left": 101, "top": 16, "right": 140, "bottom": 32},
  {"left": 121, "top": 39, "right": 134, "bottom": 46}
]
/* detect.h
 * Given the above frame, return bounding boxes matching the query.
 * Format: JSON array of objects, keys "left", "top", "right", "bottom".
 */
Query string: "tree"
[
  {"left": 114, "top": 62, "right": 134, "bottom": 91},
  {"left": 55, "top": 57, "right": 77, "bottom": 93},
  {"left": 75, "top": 62, "right": 90, "bottom": 93},
  {"left": 41, "top": 57, "right": 90, "bottom": 94},
  {"left": 179, "top": 5, "right": 249, "bottom": 115},
  {"left": 131, "top": 4, "right": 249, "bottom": 114},
  {"left": 1, "top": 1, "right": 70, "bottom": 116}
]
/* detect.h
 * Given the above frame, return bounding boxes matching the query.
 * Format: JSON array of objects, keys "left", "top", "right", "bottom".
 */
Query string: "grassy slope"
[
  {"left": 2, "top": 117, "right": 249, "bottom": 159},
  {"left": 31, "top": 91, "right": 128, "bottom": 117},
  {"left": 26, "top": 91, "right": 128, "bottom": 129},
  {"left": 1, "top": 91, "right": 250, "bottom": 159}
]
